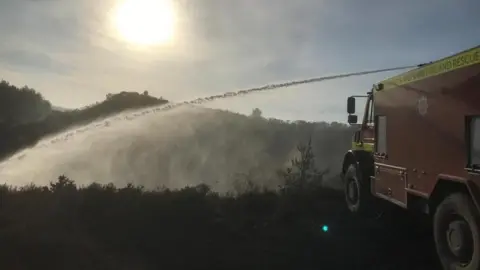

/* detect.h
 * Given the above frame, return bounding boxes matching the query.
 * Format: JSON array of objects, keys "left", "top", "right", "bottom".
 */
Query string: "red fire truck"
[{"left": 342, "top": 45, "right": 480, "bottom": 270}]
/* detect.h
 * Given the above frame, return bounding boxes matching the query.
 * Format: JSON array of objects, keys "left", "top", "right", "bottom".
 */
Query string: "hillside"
[{"left": 0, "top": 80, "right": 168, "bottom": 161}]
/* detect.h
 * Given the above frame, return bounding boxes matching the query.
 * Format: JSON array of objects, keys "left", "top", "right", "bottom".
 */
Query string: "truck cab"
[{"left": 341, "top": 45, "right": 480, "bottom": 270}]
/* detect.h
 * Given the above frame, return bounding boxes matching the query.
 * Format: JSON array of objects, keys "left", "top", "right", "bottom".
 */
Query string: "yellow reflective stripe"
[
  {"left": 380, "top": 46, "right": 480, "bottom": 90},
  {"left": 351, "top": 142, "right": 374, "bottom": 152}
]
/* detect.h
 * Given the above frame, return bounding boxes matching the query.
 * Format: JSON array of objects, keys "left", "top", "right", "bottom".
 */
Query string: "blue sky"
[{"left": 0, "top": 0, "right": 479, "bottom": 122}]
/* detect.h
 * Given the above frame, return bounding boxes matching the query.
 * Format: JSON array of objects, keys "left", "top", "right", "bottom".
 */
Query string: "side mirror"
[
  {"left": 347, "top": 97, "right": 356, "bottom": 114},
  {"left": 348, "top": 114, "right": 358, "bottom": 124}
]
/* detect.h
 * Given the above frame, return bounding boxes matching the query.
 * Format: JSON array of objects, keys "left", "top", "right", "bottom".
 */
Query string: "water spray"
[{"left": 154, "top": 64, "right": 421, "bottom": 113}]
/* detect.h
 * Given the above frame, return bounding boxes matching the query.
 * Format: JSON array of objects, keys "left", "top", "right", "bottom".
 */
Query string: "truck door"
[{"left": 372, "top": 115, "right": 407, "bottom": 208}]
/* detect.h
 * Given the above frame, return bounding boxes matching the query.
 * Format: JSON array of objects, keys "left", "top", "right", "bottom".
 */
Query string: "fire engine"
[{"left": 342, "top": 45, "right": 480, "bottom": 270}]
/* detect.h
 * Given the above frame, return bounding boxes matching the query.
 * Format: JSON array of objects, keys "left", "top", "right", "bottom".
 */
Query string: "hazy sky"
[{"left": 1, "top": 0, "right": 479, "bottom": 122}]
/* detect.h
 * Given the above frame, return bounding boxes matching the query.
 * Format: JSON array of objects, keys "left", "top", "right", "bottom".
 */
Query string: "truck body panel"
[{"left": 360, "top": 46, "right": 480, "bottom": 207}]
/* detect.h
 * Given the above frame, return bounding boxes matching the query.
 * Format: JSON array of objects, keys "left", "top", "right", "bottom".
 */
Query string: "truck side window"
[
  {"left": 376, "top": 115, "right": 387, "bottom": 154},
  {"left": 363, "top": 95, "right": 374, "bottom": 126},
  {"left": 367, "top": 97, "right": 374, "bottom": 125},
  {"left": 470, "top": 117, "right": 480, "bottom": 166}
]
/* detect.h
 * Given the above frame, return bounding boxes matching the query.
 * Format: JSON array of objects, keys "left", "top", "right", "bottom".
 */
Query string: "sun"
[{"left": 113, "top": 0, "right": 176, "bottom": 46}]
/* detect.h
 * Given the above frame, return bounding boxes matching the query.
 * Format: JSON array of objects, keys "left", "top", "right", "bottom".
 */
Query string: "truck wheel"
[
  {"left": 433, "top": 193, "right": 480, "bottom": 270},
  {"left": 344, "top": 164, "right": 372, "bottom": 215}
]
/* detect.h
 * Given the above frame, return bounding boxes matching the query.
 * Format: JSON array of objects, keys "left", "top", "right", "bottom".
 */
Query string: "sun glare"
[{"left": 113, "top": 0, "right": 176, "bottom": 46}]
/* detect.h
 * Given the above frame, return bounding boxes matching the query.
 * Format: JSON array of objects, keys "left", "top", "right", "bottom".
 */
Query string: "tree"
[
  {"left": 251, "top": 108, "right": 262, "bottom": 118},
  {"left": 0, "top": 81, "right": 52, "bottom": 125}
]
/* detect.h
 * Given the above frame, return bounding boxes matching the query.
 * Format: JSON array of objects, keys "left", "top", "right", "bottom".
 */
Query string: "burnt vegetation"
[{"left": 0, "top": 80, "right": 439, "bottom": 269}]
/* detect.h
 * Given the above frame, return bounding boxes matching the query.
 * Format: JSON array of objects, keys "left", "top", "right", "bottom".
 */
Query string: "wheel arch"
[
  {"left": 428, "top": 174, "right": 480, "bottom": 217},
  {"left": 342, "top": 151, "right": 357, "bottom": 174},
  {"left": 341, "top": 150, "right": 374, "bottom": 180}
]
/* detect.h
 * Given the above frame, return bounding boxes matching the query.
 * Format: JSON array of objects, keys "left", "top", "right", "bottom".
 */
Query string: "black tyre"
[
  {"left": 343, "top": 164, "right": 373, "bottom": 215},
  {"left": 433, "top": 193, "right": 480, "bottom": 270}
]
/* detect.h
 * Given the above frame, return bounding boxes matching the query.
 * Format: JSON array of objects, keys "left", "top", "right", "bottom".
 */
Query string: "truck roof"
[{"left": 379, "top": 45, "right": 480, "bottom": 90}]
